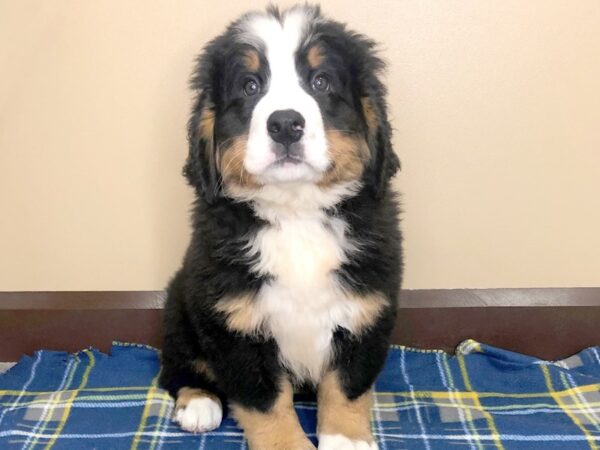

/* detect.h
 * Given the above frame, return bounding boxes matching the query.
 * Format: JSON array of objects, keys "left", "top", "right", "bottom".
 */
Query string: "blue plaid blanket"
[{"left": 1, "top": 340, "right": 600, "bottom": 449}]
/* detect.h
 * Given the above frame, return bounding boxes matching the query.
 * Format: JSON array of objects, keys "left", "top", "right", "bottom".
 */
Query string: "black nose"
[{"left": 267, "top": 110, "right": 305, "bottom": 146}]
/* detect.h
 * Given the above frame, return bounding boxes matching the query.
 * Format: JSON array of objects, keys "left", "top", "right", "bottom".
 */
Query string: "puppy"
[{"left": 159, "top": 5, "right": 402, "bottom": 450}]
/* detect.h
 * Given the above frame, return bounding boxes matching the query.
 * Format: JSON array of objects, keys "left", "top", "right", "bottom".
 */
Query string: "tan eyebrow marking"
[
  {"left": 243, "top": 49, "right": 260, "bottom": 72},
  {"left": 307, "top": 44, "right": 324, "bottom": 68}
]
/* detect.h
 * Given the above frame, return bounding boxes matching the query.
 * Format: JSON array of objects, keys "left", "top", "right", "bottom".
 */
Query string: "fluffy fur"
[{"left": 159, "top": 5, "right": 402, "bottom": 449}]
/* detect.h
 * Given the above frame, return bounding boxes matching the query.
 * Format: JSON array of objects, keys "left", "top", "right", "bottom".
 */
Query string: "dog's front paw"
[
  {"left": 174, "top": 396, "right": 223, "bottom": 433},
  {"left": 318, "top": 434, "right": 378, "bottom": 450}
]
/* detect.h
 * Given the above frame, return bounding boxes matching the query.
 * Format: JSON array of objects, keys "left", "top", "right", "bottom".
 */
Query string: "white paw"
[
  {"left": 318, "top": 434, "right": 378, "bottom": 450},
  {"left": 174, "top": 396, "right": 223, "bottom": 433}
]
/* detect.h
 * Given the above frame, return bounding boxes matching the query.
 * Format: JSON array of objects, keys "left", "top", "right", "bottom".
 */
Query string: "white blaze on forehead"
[
  {"left": 240, "top": 9, "right": 329, "bottom": 183},
  {"left": 246, "top": 9, "right": 308, "bottom": 62}
]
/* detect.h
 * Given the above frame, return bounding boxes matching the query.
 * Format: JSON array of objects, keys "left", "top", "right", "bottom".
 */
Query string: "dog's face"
[{"left": 185, "top": 5, "right": 399, "bottom": 203}]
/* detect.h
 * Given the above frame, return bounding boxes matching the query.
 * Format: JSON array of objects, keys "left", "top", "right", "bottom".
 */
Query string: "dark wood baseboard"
[
  {"left": 1, "top": 289, "right": 599, "bottom": 361},
  {"left": 392, "top": 306, "right": 600, "bottom": 360}
]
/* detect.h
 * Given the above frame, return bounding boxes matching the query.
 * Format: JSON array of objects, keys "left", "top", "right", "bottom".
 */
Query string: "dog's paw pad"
[
  {"left": 174, "top": 396, "right": 222, "bottom": 433},
  {"left": 318, "top": 434, "right": 378, "bottom": 450}
]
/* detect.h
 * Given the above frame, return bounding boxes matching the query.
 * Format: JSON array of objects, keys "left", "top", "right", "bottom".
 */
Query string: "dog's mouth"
[
  {"left": 260, "top": 155, "right": 321, "bottom": 184},
  {"left": 273, "top": 154, "right": 304, "bottom": 166},
  {"left": 271, "top": 142, "right": 306, "bottom": 166},
  {"left": 241, "top": 130, "right": 331, "bottom": 185},
  {"left": 254, "top": 141, "right": 322, "bottom": 183}
]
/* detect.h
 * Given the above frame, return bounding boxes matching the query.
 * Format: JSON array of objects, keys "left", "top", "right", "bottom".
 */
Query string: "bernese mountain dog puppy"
[{"left": 159, "top": 5, "right": 402, "bottom": 450}]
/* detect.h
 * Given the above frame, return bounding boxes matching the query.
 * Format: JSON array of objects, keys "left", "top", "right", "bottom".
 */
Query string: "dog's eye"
[
  {"left": 311, "top": 73, "right": 330, "bottom": 92},
  {"left": 243, "top": 77, "right": 260, "bottom": 96}
]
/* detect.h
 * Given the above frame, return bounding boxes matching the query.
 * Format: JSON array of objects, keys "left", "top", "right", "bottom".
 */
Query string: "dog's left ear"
[{"left": 358, "top": 63, "right": 400, "bottom": 198}]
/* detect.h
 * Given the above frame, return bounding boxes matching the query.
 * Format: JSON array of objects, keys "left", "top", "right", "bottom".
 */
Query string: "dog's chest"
[{"left": 248, "top": 213, "right": 354, "bottom": 382}]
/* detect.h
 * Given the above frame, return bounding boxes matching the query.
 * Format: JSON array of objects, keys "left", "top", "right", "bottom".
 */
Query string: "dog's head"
[{"left": 184, "top": 5, "right": 399, "bottom": 205}]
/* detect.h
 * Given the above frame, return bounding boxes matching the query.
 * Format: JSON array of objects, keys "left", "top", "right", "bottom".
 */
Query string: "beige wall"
[{"left": 1, "top": 1, "right": 599, "bottom": 291}]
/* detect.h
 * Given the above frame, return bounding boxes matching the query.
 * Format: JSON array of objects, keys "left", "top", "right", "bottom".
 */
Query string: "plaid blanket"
[{"left": 1, "top": 340, "right": 600, "bottom": 449}]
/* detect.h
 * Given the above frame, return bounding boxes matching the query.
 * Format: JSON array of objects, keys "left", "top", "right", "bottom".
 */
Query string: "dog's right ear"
[{"left": 183, "top": 91, "right": 220, "bottom": 204}]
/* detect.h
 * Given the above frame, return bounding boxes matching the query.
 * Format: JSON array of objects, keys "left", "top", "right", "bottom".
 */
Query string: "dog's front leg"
[
  {"left": 317, "top": 371, "right": 377, "bottom": 450},
  {"left": 232, "top": 378, "right": 315, "bottom": 450}
]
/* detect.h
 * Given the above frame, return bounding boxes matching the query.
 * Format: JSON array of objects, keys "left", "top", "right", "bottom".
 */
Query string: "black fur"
[{"left": 160, "top": 5, "right": 402, "bottom": 415}]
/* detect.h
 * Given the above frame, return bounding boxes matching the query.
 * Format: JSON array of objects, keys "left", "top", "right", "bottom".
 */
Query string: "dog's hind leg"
[
  {"left": 159, "top": 338, "right": 224, "bottom": 433},
  {"left": 173, "top": 386, "right": 223, "bottom": 433},
  {"left": 158, "top": 272, "right": 224, "bottom": 433}
]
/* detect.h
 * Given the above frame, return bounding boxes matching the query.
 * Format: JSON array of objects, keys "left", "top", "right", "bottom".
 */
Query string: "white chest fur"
[{"left": 246, "top": 209, "right": 357, "bottom": 383}]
